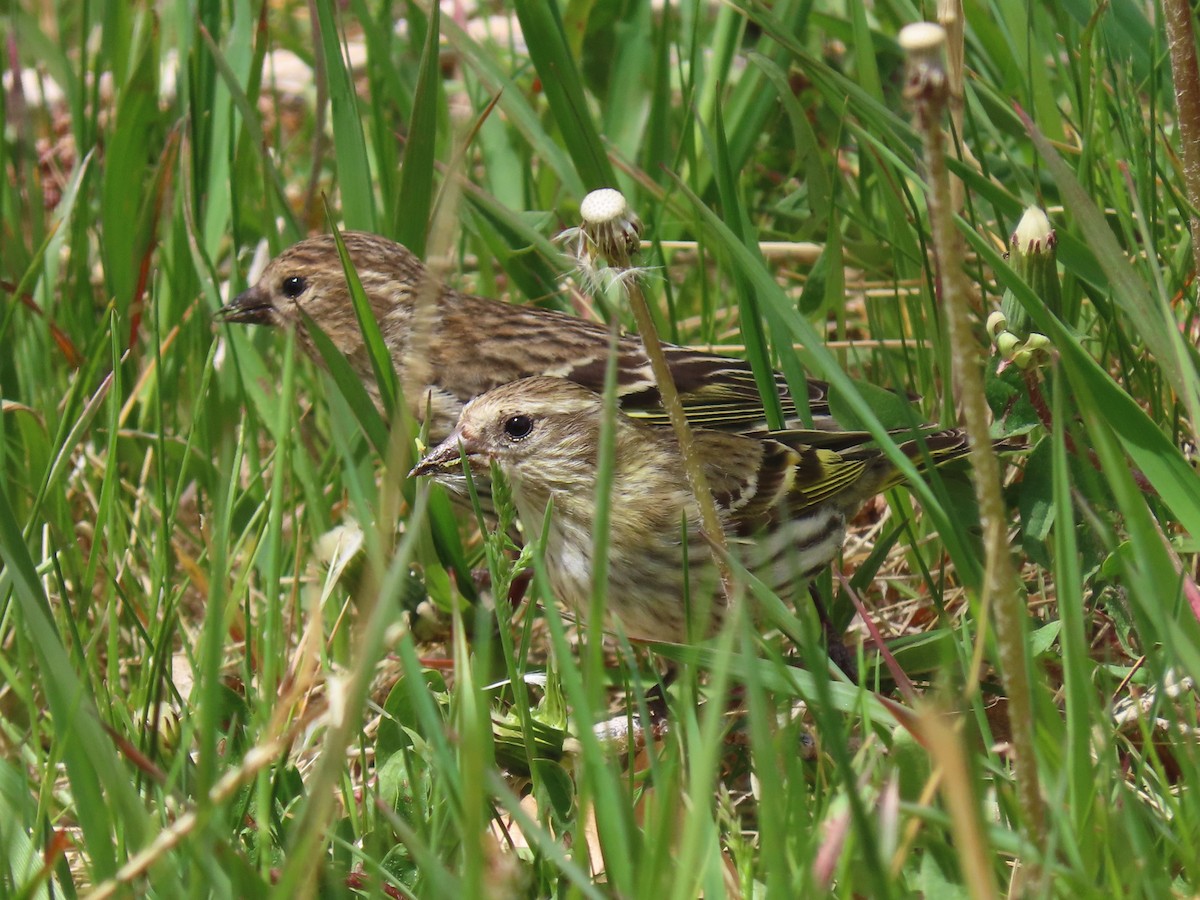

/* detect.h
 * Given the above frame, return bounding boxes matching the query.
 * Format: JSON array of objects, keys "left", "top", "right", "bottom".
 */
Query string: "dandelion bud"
[
  {"left": 1013, "top": 333, "right": 1053, "bottom": 369},
  {"left": 986, "top": 310, "right": 1008, "bottom": 339},
  {"left": 1002, "top": 205, "right": 1062, "bottom": 336},
  {"left": 996, "top": 332, "right": 1022, "bottom": 359},
  {"left": 989, "top": 206, "right": 1061, "bottom": 370}
]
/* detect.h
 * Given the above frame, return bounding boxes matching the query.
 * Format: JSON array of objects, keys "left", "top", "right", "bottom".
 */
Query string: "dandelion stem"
[
  {"left": 577, "top": 189, "right": 734, "bottom": 601},
  {"left": 623, "top": 279, "right": 733, "bottom": 584},
  {"left": 901, "top": 20, "right": 1046, "bottom": 879},
  {"left": 1163, "top": 0, "right": 1200, "bottom": 275}
]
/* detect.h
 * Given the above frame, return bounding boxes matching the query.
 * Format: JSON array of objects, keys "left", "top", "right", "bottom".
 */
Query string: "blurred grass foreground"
[{"left": 3, "top": 0, "right": 1200, "bottom": 896}]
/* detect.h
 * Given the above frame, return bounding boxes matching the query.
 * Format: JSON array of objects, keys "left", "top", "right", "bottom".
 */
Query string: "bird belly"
[
  {"left": 539, "top": 519, "right": 703, "bottom": 643},
  {"left": 602, "top": 537, "right": 723, "bottom": 643},
  {"left": 537, "top": 506, "right": 847, "bottom": 644}
]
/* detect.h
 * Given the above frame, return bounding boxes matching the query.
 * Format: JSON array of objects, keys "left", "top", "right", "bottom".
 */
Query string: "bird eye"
[
  {"left": 502, "top": 415, "right": 534, "bottom": 441},
  {"left": 281, "top": 275, "right": 307, "bottom": 299}
]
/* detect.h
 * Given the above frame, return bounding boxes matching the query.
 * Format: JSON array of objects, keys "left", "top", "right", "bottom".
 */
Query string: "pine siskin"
[
  {"left": 217, "top": 232, "right": 835, "bottom": 441},
  {"left": 410, "top": 376, "right": 980, "bottom": 644}
]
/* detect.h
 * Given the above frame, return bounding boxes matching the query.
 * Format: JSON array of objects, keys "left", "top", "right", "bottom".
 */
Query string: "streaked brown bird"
[
  {"left": 411, "top": 376, "right": 978, "bottom": 644},
  {"left": 217, "top": 231, "right": 835, "bottom": 441}
]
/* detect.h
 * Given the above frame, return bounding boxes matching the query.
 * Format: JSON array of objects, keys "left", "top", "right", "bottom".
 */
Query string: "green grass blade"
[
  {"left": 512, "top": 0, "right": 616, "bottom": 189},
  {"left": 392, "top": 0, "right": 441, "bottom": 254},
  {"left": 0, "top": 488, "right": 153, "bottom": 881},
  {"left": 313, "top": 0, "right": 377, "bottom": 231},
  {"left": 704, "top": 100, "right": 786, "bottom": 429}
]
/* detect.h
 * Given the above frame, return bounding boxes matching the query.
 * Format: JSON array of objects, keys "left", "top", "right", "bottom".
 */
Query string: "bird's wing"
[
  {"left": 616, "top": 345, "right": 833, "bottom": 431},
  {"left": 696, "top": 432, "right": 871, "bottom": 533},
  {"left": 441, "top": 294, "right": 834, "bottom": 431}
]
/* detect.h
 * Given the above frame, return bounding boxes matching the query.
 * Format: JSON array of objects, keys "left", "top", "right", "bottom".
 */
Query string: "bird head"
[
  {"left": 409, "top": 376, "right": 608, "bottom": 491},
  {"left": 216, "top": 232, "right": 417, "bottom": 353}
]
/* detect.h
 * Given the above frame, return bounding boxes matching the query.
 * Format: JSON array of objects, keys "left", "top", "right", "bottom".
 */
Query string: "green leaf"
[
  {"left": 828, "top": 379, "right": 922, "bottom": 431},
  {"left": 705, "top": 101, "right": 785, "bottom": 429},
  {"left": 393, "top": 0, "right": 441, "bottom": 254},
  {"left": 100, "top": 36, "right": 160, "bottom": 315},
  {"left": 531, "top": 758, "right": 576, "bottom": 824},
  {"left": 313, "top": 0, "right": 377, "bottom": 230},
  {"left": 1019, "top": 437, "right": 1055, "bottom": 545},
  {"left": 441, "top": 16, "right": 585, "bottom": 196},
  {"left": 512, "top": 0, "right": 615, "bottom": 190},
  {"left": 378, "top": 669, "right": 448, "bottom": 761},
  {"left": 797, "top": 230, "right": 832, "bottom": 317},
  {"left": 1029, "top": 620, "right": 1063, "bottom": 658}
]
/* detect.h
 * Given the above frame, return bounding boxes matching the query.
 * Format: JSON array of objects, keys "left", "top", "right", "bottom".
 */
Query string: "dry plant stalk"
[
  {"left": 900, "top": 19, "right": 1046, "bottom": 875},
  {"left": 936, "top": 0, "right": 967, "bottom": 213},
  {"left": 1163, "top": 0, "right": 1200, "bottom": 275}
]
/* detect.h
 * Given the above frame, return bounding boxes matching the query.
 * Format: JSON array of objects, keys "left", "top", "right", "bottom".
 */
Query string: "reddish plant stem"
[{"left": 1163, "top": 0, "right": 1200, "bottom": 275}]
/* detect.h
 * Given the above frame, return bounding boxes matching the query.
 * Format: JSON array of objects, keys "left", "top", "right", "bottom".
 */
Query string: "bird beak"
[
  {"left": 215, "top": 284, "right": 275, "bottom": 325},
  {"left": 409, "top": 434, "right": 472, "bottom": 478}
]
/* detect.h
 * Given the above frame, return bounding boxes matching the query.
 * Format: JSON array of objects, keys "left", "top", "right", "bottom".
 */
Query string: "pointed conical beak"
[
  {"left": 215, "top": 284, "right": 275, "bottom": 325},
  {"left": 409, "top": 435, "right": 470, "bottom": 478}
]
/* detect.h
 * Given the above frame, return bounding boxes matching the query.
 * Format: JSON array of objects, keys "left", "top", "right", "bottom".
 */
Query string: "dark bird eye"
[
  {"left": 281, "top": 275, "right": 307, "bottom": 299},
  {"left": 503, "top": 415, "right": 534, "bottom": 441}
]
